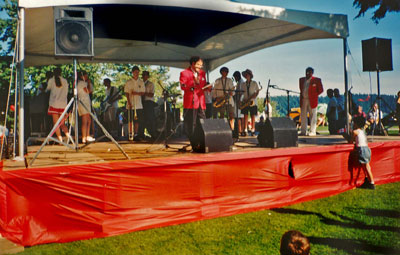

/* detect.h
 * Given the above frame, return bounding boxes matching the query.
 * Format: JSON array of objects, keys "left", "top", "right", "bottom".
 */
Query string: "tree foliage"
[
  {"left": 353, "top": 0, "right": 400, "bottom": 23},
  {"left": 266, "top": 93, "right": 397, "bottom": 118},
  {"left": 0, "top": 0, "right": 17, "bottom": 55}
]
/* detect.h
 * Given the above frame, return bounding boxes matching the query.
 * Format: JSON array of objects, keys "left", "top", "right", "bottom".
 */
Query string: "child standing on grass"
[{"left": 350, "top": 116, "right": 375, "bottom": 190}]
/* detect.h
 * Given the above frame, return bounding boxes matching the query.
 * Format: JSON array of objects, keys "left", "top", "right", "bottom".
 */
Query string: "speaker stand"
[
  {"left": 29, "top": 59, "right": 130, "bottom": 166},
  {"left": 368, "top": 70, "right": 388, "bottom": 136}
]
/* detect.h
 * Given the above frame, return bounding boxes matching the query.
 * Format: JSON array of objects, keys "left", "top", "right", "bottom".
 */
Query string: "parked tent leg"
[{"left": 17, "top": 7, "right": 25, "bottom": 159}]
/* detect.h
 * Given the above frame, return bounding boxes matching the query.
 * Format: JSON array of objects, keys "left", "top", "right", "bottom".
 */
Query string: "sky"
[{"left": 168, "top": 0, "right": 400, "bottom": 97}]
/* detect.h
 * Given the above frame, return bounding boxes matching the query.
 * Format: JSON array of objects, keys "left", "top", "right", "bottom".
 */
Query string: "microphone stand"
[
  {"left": 213, "top": 87, "right": 237, "bottom": 132},
  {"left": 232, "top": 86, "right": 245, "bottom": 141},
  {"left": 147, "top": 82, "right": 182, "bottom": 152},
  {"left": 269, "top": 84, "right": 299, "bottom": 116},
  {"left": 264, "top": 79, "right": 271, "bottom": 119}
]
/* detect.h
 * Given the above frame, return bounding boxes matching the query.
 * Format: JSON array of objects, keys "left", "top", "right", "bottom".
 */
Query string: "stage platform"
[
  {"left": 1, "top": 134, "right": 399, "bottom": 246},
  {"left": 3, "top": 134, "right": 399, "bottom": 171}
]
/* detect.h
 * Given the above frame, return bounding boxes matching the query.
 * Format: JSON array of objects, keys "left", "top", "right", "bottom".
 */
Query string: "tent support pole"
[
  {"left": 343, "top": 38, "right": 350, "bottom": 135},
  {"left": 203, "top": 59, "right": 210, "bottom": 81},
  {"left": 17, "top": 7, "right": 25, "bottom": 159}
]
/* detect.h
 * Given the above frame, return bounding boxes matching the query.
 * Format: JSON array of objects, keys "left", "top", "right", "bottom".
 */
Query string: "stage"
[{"left": 0, "top": 134, "right": 399, "bottom": 247}]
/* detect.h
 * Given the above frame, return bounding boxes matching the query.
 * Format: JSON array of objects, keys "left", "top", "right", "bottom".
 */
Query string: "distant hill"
[{"left": 269, "top": 94, "right": 397, "bottom": 117}]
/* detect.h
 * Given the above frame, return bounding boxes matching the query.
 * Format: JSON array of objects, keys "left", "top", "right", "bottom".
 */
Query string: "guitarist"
[{"left": 102, "top": 78, "right": 121, "bottom": 137}]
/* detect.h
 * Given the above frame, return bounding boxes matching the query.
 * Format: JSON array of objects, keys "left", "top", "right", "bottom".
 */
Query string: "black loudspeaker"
[
  {"left": 54, "top": 7, "right": 94, "bottom": 57},
  {"left": 257, "top": 117, "right": 298, "bottom": 148},
  {"left": 362, "top": 37, "right": 393, "bottom": 72},
  {"left": 192, "top": 119, "right": 233, "bottom": 153}
]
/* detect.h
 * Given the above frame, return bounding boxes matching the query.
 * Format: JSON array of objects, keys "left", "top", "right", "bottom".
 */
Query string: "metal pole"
[
  {"left": 73, "top": 58, "right": 79, "bottom": 148},
  {"left": 13, "top": 62, "right": 18, "bottom": 158},
  {"left": 17, "top": 7, "right": 25, "bottom": 158},
  {"left": 377, "top": 70, "right": 382, "bottom": 127},
  {"left": 343, "top": 38, "right": 350, "bottom": 134}
]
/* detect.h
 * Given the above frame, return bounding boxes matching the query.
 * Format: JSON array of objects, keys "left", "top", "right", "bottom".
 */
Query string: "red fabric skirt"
[{"left": 48, "top": 106, "right": 65, "bottom": 115}]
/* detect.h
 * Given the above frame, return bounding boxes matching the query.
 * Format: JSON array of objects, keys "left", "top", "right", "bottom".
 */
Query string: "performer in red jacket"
[
  {"left": 299, "top": 67, "right": 324, "bottom": 136},
  {"left": 180, "top": 56, "right": 207, "bottom": 149}
]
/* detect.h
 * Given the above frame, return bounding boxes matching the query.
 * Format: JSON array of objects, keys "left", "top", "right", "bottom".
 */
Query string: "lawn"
[{"left": 17, "top": 182, "right": 400, "bottom": 255}]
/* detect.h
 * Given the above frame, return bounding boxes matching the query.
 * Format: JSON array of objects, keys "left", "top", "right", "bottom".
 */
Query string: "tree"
[
  {"left": 353, "top": 0, "right": 400, "bottom": 23},
  {"left": 0, "top": 0, "right": 17, "bottom": 55}
]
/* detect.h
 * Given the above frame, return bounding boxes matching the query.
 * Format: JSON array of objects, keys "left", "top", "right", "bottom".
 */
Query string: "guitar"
[{"left": 100, "top": 87, "right": 121, "bottom": 115}]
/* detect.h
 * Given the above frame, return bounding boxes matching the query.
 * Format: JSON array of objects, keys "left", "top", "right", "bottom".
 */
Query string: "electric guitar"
[{"left": 100, "top": 87, "right": 121, "bottom": 115}]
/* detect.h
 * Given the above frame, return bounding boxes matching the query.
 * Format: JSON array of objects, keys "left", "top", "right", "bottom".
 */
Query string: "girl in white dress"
[{"left": 77, "top": 71, "right": 95, "bottom": 143}]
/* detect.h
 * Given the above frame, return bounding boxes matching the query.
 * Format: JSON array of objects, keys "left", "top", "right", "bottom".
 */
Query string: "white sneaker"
[
  {"left": 86, "top": 136, "right": 95, "bottom": 142},
  {"left": 308, "top": 132, "right": 316, "bottom": 136}
]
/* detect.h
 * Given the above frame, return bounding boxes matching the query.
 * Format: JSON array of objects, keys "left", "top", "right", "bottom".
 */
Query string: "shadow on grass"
[
  {"left": 271, "top": 208, "right": 400, "bottom": 254},
  {"left": 345, "top": 207, "right": 400, "bottom": 219},
  {"left": 308, "top": 236, "right": 400, "bottom": 255},
  {"left": 270, "top": 208, "right": 400, "bottom": 232}
]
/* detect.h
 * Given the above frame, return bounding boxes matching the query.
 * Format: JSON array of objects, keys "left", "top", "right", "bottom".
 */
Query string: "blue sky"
[{"left": 169, "top": 0, "right": 399, "bottom": 97}]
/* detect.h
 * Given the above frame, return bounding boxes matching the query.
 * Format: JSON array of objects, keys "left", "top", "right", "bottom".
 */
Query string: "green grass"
[{"left": 17, "top": 182, "right": 400, "bottom": 255}]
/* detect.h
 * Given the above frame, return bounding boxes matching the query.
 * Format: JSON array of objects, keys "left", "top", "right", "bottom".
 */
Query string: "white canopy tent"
[
  {"left": 15, "top": 0, "right": 350, "bottom": 156},
  {"left": 20, "top": 0, "right": 349, "bottom": 69}
]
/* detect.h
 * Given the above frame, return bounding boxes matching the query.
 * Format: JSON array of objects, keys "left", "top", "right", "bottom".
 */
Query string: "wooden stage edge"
[{"left": 2, "top": 134, "right": 399, "bottom": 171}]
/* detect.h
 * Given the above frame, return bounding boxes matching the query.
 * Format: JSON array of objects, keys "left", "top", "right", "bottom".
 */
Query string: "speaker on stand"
[
  {"left": 30, "top": 7, "right": 130, "bottom": 166},
  {"left": 361, "top": 37, "right": 393, "bottom": 136},
  {"left": 54, "top": 7, "right": 94, "bottom": 57},
  {"left": 362, "top": 37, "right": 393, "bottom": 72}
]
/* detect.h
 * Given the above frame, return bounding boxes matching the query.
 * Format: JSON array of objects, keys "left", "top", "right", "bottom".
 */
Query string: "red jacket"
[
  {"left": 180, "top": 67, "right": 207, "bottom": 109},
  {"left": 299, "top": 76, "right": 324, "bottom": 109}
]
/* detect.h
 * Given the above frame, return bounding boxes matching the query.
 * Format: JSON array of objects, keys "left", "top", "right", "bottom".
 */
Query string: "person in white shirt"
[
  {"left": 367, "top": 103, "right": 383, "bottom": 135},
  {"left": 240, "top": 69, "right": 259, "bottom": 136},
  {"left": 349, "top": 116, "right": 375, "bottom": 189},
  {"left": 46, "top": 67, "right": 70, "bottom": 143},
  {"left": 77, "top": 71, "right": 94, "bottom": 144},
  {"left": 82, "top": 71, "right": 94, "bottom": 139},
  {"left": 212, "top": 67, "right": 235, "bottom": 129},
  {"left": 124, "top": 66, "right": 145, "bottom": 141},
  {"left": 264, "top": 98, "right": 273, "bottom": 119}
]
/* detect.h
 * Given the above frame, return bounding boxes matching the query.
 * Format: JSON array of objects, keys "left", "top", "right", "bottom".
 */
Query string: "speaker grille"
[
  {"left": 54, "top": 7, "right": 94, "bottom": 57},
  {"left": 56, "top": 21, "right": 92, "bottom": 56}
]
